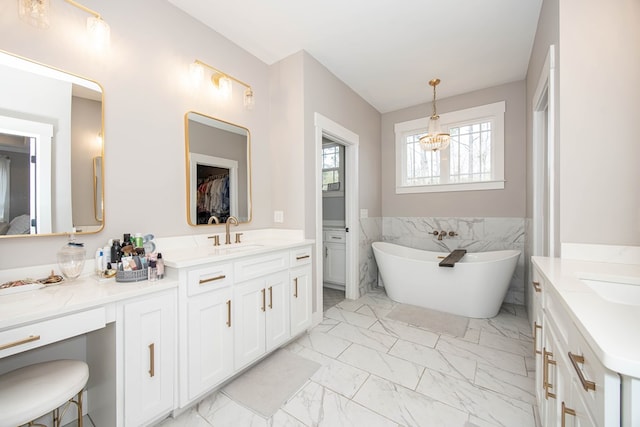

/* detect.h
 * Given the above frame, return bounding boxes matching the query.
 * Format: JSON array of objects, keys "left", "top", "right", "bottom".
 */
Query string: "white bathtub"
[{"left": 372, "top": 242, "right": 520, "bottom": 318}]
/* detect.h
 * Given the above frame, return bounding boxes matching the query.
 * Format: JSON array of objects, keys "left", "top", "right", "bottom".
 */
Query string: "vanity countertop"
[
  {"left": 0, "top": 276, "right": 178, "bottom": 331},
  {"left": 532, "top": 256, "right": 640, "bottom": 378},
  {"left": 161, "top": 238, "right": 314, "bottom": 269}
]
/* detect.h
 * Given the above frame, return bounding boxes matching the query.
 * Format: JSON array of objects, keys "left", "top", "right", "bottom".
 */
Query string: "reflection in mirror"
[
  {"left": 0, "top": 50, "right": 104, "bottom": 237},
  {"left": 93, "top": 156, "right": 103, "bottom": 222},
  {"left": 186, "top": 112, "right": 251, "bottom": 225}
]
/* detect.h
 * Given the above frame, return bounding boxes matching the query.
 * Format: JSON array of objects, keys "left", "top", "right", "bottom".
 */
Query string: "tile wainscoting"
[{"left": 359, "top": 217, "right": 526, "bottom": 305}]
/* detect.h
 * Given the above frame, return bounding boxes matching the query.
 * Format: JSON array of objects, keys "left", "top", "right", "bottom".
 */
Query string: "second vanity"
[
  {"left": 531, "top": 254, "right": 640, "bottom": 427},
  {"left": 0, "top": 230, "right": 314, "bottom": 427}
]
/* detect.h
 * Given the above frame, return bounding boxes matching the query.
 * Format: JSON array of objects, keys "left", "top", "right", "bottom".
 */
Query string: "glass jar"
[{"left": 57, "top": 242, "right": 86, "bottom": 281}]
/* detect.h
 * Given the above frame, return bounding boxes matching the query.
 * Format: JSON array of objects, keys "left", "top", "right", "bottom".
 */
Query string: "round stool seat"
[{"left": 0, "top": 359, "right": 89, "bottom": 427}]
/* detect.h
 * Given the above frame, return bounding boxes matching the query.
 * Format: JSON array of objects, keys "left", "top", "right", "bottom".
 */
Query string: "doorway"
[
  {"left": 314, "top": 113, "right": 359, "bottom": 323},
  {"left": 533, "top": 45, "right": 557, "bottom": 257}
]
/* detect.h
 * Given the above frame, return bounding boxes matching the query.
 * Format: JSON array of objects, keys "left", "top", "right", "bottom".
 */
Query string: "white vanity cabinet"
[
  {"left": 179, "top": 262, "right": 235, "bottom": 406},
  {"left": 121, "top": 289, "right": 176, "bottom": 427},
  {"left": 172, "top": 243, "right": 313, "bottom": 409},
  {"left": 532, "top": 262, "right": 621, "bottom": 427},
  {"left": 323, "top": 229, "right": 346, "bottom": 286}
]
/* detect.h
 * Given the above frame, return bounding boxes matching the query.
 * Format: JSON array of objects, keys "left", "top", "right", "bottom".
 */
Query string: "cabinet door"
[
  {"left": 532, "top": 271, "right": 545, "bottom": 405},
  {"left": 123, "top": 290, "right": 175, "bottom": 427},
  {"left": 290, "top": 265, "right": 312, "bottom": 337},
  {"left": 234, "top": 278, "right": 267, "bottom": 370},
  {"left": 186, "top": 287, "right": 233, "bottom": 401},
  {"left": 265, "top": 270, "right": 290, "bottom": 352},
  {"left": 324, "top": 242, "right": 346, "bottom": 284}
]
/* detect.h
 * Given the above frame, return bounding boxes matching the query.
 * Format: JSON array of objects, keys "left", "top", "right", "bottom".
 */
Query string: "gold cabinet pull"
[
  {"left": 261, "top": 288, "right": 266, "bottom": 312},
  {"left": 199, "top": 275, "right": 226, "bottom": 285},
  {"left": 0, "top": 335, "right": 41, "bottom": 351},
  {"left": 543, "top": 348, "right": 557, "bottom": 399},
  {"left": 296, "top": 255, "right": 310, "bottom": 260},
  {"left": 294, "top": 277, "right": 298, "bottom": 298},
  {"left": 569, "top": 352, "right": 597, "bottom": 392},
  {"left": 268, "top": 286, "right": 273, "bottom": 309},
  {"left": 532, "top": 281, "right": 542, "bottom": 293},
  {"left": 561, "top": 402, "right": 576, "bottom": 427},
  {"left": 533, "top": 322, "right": 542, "bottom": 355},
  {"left": 226, "top": 300, "right": 232, "bottom": 327},
  {"left": 148, "top": 343, "right": 155, "bottom": 378}
]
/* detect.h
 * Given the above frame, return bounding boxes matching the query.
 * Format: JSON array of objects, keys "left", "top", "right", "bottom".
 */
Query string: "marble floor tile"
[
  {"left": 328, "top": 321, "right": 397, "bottom": 353},
  {"left": 355, "top": 303, "right": 393, "bottom": 319},
  {"left": 416, "top": 369, "right": 535, "bottom": 427},
  {"left": 474, "top": 362, "right": 536, "bottom": 404},
  {"left": 325, "top": 306, "right": 378, "bottom": 329},
  {"left": 157, "top": 406, "right": 211, "bottom": 427},
  {"left": 436, "top": 334, "right": 527, "bottom": 376},
  {"left": 352, "top": 375, "right": 469, "bottom": 427},
  {"left": 335, "top": 299, "right": 365, "bottom": 313},
  {"left": 478, "top": 330, "right": 533, "bottom": 357},
  {"left": 369, "top": 318, "right": 439, "bottom": 348},
  {"left": 268, "top": 410, "right": 308, "bottom": 427},
  {"left": 198, "top": 393, "right": 268, "bottom": 426},
  {"left": 296, "top": 347, "right": 370, "bottom": 398},
  {"left": 282, "top": 381, "right": 397, "bottom": 427},
  {"left": 388, "top": 339, "right": 476, "bottom": 381},
  {"left": 293, "top": 330, "right": 352, "bottom": 358},
  {"left": 338, "top": 343, "right": 424, "bottom": 390}
]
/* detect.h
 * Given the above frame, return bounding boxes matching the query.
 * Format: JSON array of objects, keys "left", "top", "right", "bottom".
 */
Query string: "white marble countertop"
[
  {"left": 0, "top": 275, "right": 178, "bottom": 331},
  {"left": 158, "top": 233, "right": 314, "bottom": 269},
  {"left": 532, "top": 256, "right": 640, "bottom": 378}
]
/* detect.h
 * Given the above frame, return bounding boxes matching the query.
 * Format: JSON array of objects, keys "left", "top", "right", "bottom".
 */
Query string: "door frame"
[
  {"left": 532, "top": 44, "right": 557, "bottom": 257},
  {"left": 314, "top": 113, "right": 359, "bottom": 323}
]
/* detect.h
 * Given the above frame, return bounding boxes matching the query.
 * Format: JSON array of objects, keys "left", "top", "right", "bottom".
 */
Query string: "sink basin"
[
  {"left": 581, "top": 277, "right": 640, "bottom": 306},
  {"left": 207, "top": 244, "right": 265, "bottom": 256}
]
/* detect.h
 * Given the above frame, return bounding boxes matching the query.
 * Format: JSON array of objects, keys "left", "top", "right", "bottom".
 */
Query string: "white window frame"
[
  {"left": 322, "top": 142, "right": 344, "bottom": 197},
  {"left": 395, "top": 101, "right": 506, "bottom": 194}
]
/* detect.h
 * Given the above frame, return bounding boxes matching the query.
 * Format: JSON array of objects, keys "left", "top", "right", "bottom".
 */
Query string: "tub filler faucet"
[{"left": 432, "top": 230, "right": 458, "bottom": 241}]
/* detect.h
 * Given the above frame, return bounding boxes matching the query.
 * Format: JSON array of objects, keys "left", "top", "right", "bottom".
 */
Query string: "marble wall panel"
[{"left": 358, "top": 217, "right": 382, "bottom": 297}]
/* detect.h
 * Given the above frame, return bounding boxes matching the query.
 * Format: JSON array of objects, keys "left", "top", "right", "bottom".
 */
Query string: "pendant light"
[{"left": 419, "top": 78, "right": 450, "bottom": 152}]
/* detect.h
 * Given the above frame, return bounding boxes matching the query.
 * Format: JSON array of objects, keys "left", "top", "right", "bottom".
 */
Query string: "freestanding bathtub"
[{"left": 372, "top": 242, "right": 520, "bottom": 318}]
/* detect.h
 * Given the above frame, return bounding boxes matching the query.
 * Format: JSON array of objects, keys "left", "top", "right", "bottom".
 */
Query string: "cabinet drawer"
[
  {"left": 324, "top": 230, "right": 346, "bottom": 243},
  {"left": 0, "top": 307, "right": 106, "bottom": 358},
  {"left": 544, "top": 286, "right": 572, "bottom": 344},
  {"left": 290, "top": 246, "right": 312, "bottom": 267},
  {"left": 235, "top": 251, "right": 289, "bottom": 282},
  {"left": 568, "top": 326, "right": 620, "bottom": 426},
  {"left": 188, "top": 263, "right": 233, "bottom": 296}
]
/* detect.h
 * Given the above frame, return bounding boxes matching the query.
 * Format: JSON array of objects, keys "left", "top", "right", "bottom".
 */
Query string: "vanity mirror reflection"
[
  {"left": 185, "top": 112, "right": 251, "bottom": 225},
  {"left": 0, "top": 50, "right": 104, "bottom": 238}
]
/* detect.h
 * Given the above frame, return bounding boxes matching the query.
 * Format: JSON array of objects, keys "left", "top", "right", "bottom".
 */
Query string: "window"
[
  {"left": 395, "top": 101, "right": 505, "bottom": 193},
  {"left": 322, "top": 143, "right": 344, "bottom": 193}
]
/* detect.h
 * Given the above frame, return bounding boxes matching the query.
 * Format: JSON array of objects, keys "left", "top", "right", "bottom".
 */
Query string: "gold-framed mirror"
[
  {"left": 0, "top": 50, "right": 104, "bottom": 238},
  {"left": 185, "top": 111, "right": 251, "bottom": 225}
]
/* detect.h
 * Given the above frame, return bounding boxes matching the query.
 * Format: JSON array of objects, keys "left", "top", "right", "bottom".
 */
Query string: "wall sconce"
[
  {"left": 18, "top": 0, "right": 110, "bottom": 50},
  {"left": 190, "top": 60, "right": 255, "bottom": 110}
]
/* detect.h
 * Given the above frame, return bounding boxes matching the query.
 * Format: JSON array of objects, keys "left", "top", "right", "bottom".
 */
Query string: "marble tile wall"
[{"left": 358, "top": 217, "right": 382, "bottom": 297}]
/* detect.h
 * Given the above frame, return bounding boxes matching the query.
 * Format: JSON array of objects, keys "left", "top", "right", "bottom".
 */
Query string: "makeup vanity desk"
[{"left": 0, "top": 270, "right": 179, "bottom": 427}]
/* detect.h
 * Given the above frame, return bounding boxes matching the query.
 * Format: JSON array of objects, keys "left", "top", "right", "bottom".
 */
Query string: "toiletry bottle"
[
  {"left": 156, "top": 253, "right": 164, "bottom": 279},
  {"left": 111, "top": 239, "right": 122, "bottom": 263},
  {"left": 103, "top": 243, "right": 111, "bottom": 269},
  {"left": 148, "top": 260, "right": 158, "bottom": 281},
  {"left": 95, "top": 248, "right": 104, "bottom": 276},
  {"left": 133, "top": 233, "right": 144, "bottom": 248},
  {"left": 123, "top": 233, "right": 131, "bottom": 248}
]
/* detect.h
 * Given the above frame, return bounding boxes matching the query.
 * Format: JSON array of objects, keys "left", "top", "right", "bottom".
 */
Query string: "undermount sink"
[
  {"left": 210, "top": 244, "right": 264, "bottom": 255},
  {"left": 581, "top": 276, "right": 640, "bottom": 306}
]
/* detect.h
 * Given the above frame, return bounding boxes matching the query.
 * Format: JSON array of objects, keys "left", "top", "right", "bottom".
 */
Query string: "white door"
[{"left": 234, "top": 278, "right": 267, "bottom": 370}]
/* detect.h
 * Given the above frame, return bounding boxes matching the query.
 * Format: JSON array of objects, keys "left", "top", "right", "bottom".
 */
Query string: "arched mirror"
[
  {"left": 0, "top": 50, "right": 104, "bottom": 238},
  {"left": 185, "top": 111, "right": 251, "bottom": 225}
]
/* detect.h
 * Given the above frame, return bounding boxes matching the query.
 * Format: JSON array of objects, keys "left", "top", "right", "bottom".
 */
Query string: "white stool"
[{"left": 0, "top": 359, "right": 89, "bottom": 427}]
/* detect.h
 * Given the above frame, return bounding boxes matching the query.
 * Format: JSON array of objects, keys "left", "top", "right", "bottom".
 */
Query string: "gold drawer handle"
[
  {"left": 199, "top": 274, "right": 226, "bottom": 285},
  {"left": 294, "top": 277, "right": 298, "bottom": 298},
  {"left": 261, "top": 288, "right": 266, "bottom": 312},
  {"left": 226, "top": 300, "right": 232, "bottom": 327},
  {"left": 296, "top": 255, "right": 310, "bottom": 260},
  {"left": 149, "top": 343, "right": 155, "bottom": 378},
  {"left": 561, "top": 402, "right": 576, "bottom": 427},
  {"left": 543, "top": 348, "right": 557, "bottom": 399},
  {"left": 532, "top": 281, "right": 542, "bottom": 293},
  {"left": 569, "top": 352, "right": 597, "bottom": 392},
  {"left": 533, "top": 322, "right": 542, "bottom": 355},
  {"left": 0, "top": 335, "right": 41, "bottom": 351}
]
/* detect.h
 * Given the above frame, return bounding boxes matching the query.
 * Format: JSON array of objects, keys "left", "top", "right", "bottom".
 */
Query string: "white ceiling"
[{"left": 167, "top": 0, "right": 543, "bottom": 113}]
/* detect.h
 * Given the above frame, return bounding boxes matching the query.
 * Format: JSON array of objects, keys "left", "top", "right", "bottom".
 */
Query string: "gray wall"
[
  {"left": 0, "top": 0, "right": 271, "bottom": 268},
  {"left": 381, "top": 81, "right": 527, "bottom": 218}
]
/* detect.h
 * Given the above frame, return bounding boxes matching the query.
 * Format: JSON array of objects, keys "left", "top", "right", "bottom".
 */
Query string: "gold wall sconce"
[
  {"left": 190, "top": 59, "right": 255, "bottom": 110},
  {"left": 18, "top": 0, "right": 110, "bottom": 50}
]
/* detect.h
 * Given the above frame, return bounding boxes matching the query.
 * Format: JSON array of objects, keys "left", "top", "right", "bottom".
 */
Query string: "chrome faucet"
[
  {"left": 208, "top": 215, "right": 220, "bottom": 224},
  {"left": 225, "top": 216, "right": 239, "bottom": 244}
]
